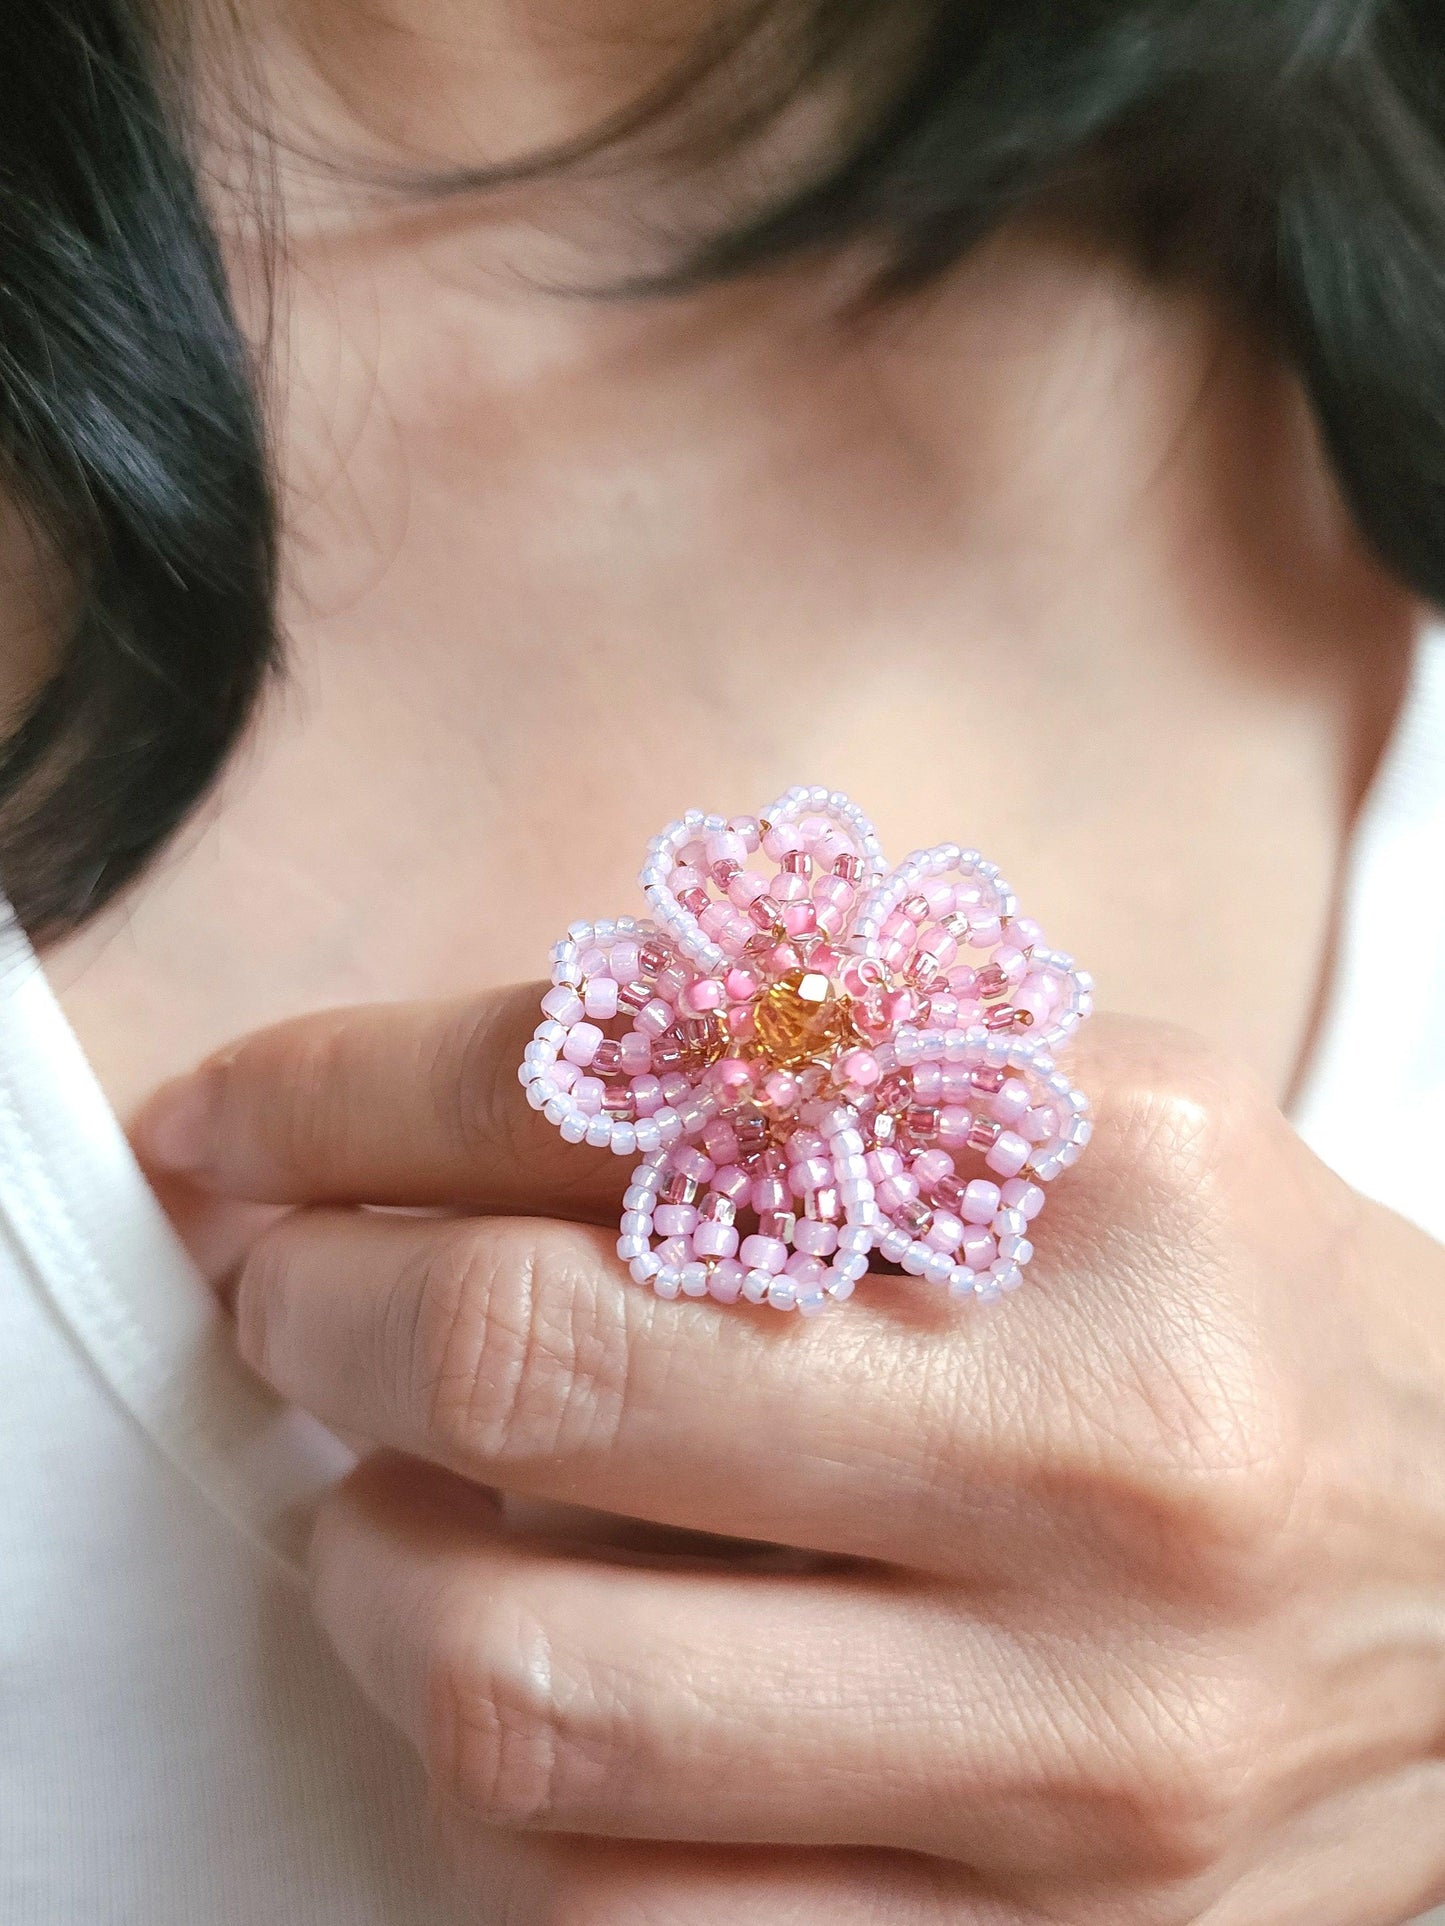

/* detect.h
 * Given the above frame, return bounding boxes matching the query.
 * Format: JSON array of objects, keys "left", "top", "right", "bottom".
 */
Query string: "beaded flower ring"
[{"left": 519, "top": 788, "right": 1093, "bottom": 1315}]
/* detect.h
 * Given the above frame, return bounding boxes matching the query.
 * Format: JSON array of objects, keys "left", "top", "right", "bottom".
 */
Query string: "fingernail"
[{"left": 137, "top": 1070, "right": 217, "bottom": 1174}]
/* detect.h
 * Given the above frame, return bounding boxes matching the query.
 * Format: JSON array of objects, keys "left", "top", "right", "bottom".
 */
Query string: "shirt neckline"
[{"left": 0, "top": 917, "right": 351, "bottom": 1576}]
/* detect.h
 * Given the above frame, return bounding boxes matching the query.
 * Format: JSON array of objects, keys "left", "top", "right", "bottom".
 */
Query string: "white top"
[{"left": 2, "top": 634, "right": 1443, "bottom": 1923}]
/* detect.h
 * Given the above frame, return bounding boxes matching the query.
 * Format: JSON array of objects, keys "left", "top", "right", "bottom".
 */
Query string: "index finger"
[{"left": 134, "top": 984, "right": 617, "bottom": 1217}]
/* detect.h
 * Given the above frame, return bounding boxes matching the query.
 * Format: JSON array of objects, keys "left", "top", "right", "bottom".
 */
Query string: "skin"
[
  {"left": 133, "top": 991, "right": 1445, "bottom": 1923},
  {"left": 9, "top": 0, "right": 1442, "bottom": 1915}
]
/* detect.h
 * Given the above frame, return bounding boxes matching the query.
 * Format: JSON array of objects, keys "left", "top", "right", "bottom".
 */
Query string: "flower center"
[{"left": 750, "top": 968, "right": 849, "bottom": 1070}]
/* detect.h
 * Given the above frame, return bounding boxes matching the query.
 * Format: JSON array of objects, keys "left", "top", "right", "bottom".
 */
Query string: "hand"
[{"left": 137, "top": 990, "right": 1445, "bottom": 1926}]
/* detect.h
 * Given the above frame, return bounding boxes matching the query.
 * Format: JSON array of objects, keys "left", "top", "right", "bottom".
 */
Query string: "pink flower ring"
[{"left": 519, "top": 787, "right": 1093, "bottom": 1315}]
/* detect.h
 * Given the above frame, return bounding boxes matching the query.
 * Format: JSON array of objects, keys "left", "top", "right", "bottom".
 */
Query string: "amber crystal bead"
[{"left": 751, "top": 969, "right": 845, "bottom": 1070}]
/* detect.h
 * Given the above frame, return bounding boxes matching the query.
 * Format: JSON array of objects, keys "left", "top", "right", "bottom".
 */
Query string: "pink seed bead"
[
  {"left": 933, "top": 1172, "right": 965, "bottom": 1213},
  {"left": 783, "top": 901, "right": 817, "bottom": 938},
  {"left": 926, "top": 1212, "right": 964, "bottom": 1253},
  {"left": 992, "top": 1079, "right": 1031, "bottom": 1124},
  {"left": 962, "top": 1179, "right": 1001, "bottom": 1225},
  {"left": 630, "top": 1075, "right": 662, "bottom": 1116},
  {"left": 729, "top": 871, "right": 769, "bottom": 910},
  {"left": 705, "top": 829, "right": 746, "bottom": 870},
  {"left": 672, "top": 1146, "right": 715, "bottom": 1182},
  {"left": 709, "top": 1257, "right": 745, "bottom": 1303},
  {"left": 657, "top": 961, "right": 690, "bottom": 999},
  {"left": 702, "top": 1122, "right": 740, "bottom": 1166},
  {"left": 985, "top": 1130, "right": 1030, "bottom": 1179},
  {"left": 790, "top": 1157, "right": 832, "bottom": 1194},
  {"left": 619, "top": 1032, "right": 652, "bottom": 1074},
  {"left": 994, "top": 944, "right": 1027, "bottom": 983},
  {"left": 762, "top": 1068, "right": 800, "bottom": 1110},
  {"left": 762, "top": 823, "right": 802, "bottom": 861},
  {"left": 877, "top": 1173, "right": 921, "bottom": 1212},
  {"left": 939, "top": 1065, "right": 973, "bottom": 1102},
  {"left": 839, "top": 1048, "right": 880, "bottom": 1089},
  {"left": 784, "top": 1252, "right": 827, "bottom": 1287},
  {"left": 751, "top": 1176, "right": 789, "bottom": 1214},
  {"left": 572, "top": 1077, "right": 604, "bottom": 1114},
  {"left": 563, "top": 1021, "right": 603, "bottom": 1067},
  {"left": 685, "top": 977, "right": 724, "bottom": 1012},
  {"left": 865, "top": 1148, "right": 903, "bottom": 1180},
  {"left": 610, "top": 940, "right": 640, "bottom": 982},
  {"left": 938, "top": 1106, "right": 973, "bottom": 1148},
  {"left": 1000, "top": 1178, "right": 1046, "bottom": 1220},
  {"left": 584, "top": 977, "right": 620, "bottom": 1021},
  {"left": 1014, "top": 984, "right": 1051, "bottom": 1026},
  {"left": 739, "top": 1234, "right": 788, "bottom": 1275},
  {"left": 961, "top": 1229, "right": 997, "bottom": 1271},
  {"left": 913, "top": 1062, "right": 943, "bottom": 1103},
  {"left": 724, "top": 966, "right": 760, "bottom": 1002},
  {"left": 912, "top": 1148, "right": 954, "bottom": 1192},
  {"left": 541, "top": 985, "right": 584, "bottom": 1024},
  {"left": 713, "top": 1164, "right": 751, "bottom": 1203},
  {"left": 637, "top": 999, "right": 673, "bottom": 1037},
  {"left": 807, "top": 1185, "right": 841, "bottom": 1224},
  {"left": 788, "top": 1129, "right": 827, "bottom": 1164},
  {"left": 655, "top": 1205, "right": 698, "bottom": 1237},
  {"left": 693, "top": 1221, "right": 739, "bottom": 1260},
  {"left": 1022, "top": 1106, "right": 1057, "bottom": 1144},
  {"left": 793, "top": 1218, "right": 839, "bottom": 1258}
]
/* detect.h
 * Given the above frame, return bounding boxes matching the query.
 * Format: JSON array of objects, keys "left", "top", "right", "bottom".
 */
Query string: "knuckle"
[
  {"left": 230, "top": 1018, "right": 357, "bottom": 1180},
  {"left": 424, "top": 1595, "right": 617, "bottom": 1831},
  {"left": 431, "top": 997, "right": 529, "bottom": 1174},
  {"left": 1115, "top": 1038, "right": 1246, "bottom": 1220},
  {"left": 1090, "top": 1289, "right": 1300, "bottom": 1576},
  {"left": 1096, "top": 1665, "right": 1263, "bottom": 1879},
  {"left": 1022, "top": 1033, "right": 1306, "bottom": 1592},
  {"left": 412, "top": 1221, "right": 633, "bottom": 1471},
  {"left": 1059, "top": 1327, "right": 1302, "bottom": 1601},
  {"left": 233, "top": 1218, "right": 300, "bottom": 1382}
]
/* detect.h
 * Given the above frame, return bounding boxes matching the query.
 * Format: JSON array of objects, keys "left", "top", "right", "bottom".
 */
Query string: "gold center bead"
[{"left": 752, "top": 968, "right": 845, "bottom": 1069}]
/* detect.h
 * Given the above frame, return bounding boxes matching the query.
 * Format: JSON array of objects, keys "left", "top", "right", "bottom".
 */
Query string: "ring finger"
[{"left": 315, "top": 1452, "right": 1171, "bottom": 1876}]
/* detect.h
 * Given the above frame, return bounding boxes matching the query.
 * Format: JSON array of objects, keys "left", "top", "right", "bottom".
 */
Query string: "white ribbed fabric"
[
  {"left": 1293, "top": 628, "right": 1445, "bottom": 1240},
  {"left": 0, "top": 636, "right": 1441, "bottom": 1922},
  {"left": 0, "top": 922, "right": 471, "bottom": 1924}
]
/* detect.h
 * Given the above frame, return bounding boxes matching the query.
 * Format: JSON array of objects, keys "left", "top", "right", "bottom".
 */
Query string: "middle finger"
[{"left": 236, "top": 1204, "right": 956, "bottom": 1566}]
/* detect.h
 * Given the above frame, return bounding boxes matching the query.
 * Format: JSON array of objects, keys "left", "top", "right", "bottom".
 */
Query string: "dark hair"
[{"left": 3, "top": 0, "right": 1444, "bottom": 936}]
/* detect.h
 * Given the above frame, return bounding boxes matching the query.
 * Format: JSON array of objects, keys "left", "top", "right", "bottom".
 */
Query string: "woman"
[{"left": 2, "top": 0, "right": 1444, "bottom": 1920}]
